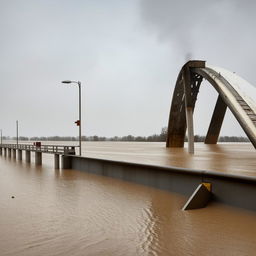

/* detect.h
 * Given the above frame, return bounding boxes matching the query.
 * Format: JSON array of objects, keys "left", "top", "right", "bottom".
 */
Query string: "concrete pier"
[
  {"left": 25, "top": 151, "right": 31, "bottom": 163},
  {"left": 4, "top": 148, "right": 7, "bottom": 156},
  {"left": 0, "top": 147, "right": 2, "bottom": 156},
  {"left": 12, "top": 149, "right": 16, "bottom": 159},
  {"left": 8, "top": 148, "right": 12, "bottom": 157},
  {"left": 54, "top": 154, "right": 60, "bottom": 169},
  {"left": 18, "top": 150, "right": 22, "bottom": 161},
  {"left": 35, "top": 152, "right": 42, "bottom": 165}
]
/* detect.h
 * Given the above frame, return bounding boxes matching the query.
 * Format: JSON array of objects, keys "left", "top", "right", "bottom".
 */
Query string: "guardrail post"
[
  {"left": 12, "top": 149, "right": 16, "bottom": 159},
  {"left": 35, "top": 152, "right": 42, "bottom": 165},
  {"left": 54, "top": 154, "right": 60, "bottom": 169},
  {"left": 18, "top": 149, "right": 22, "bottom": 161},
  {"left": 25, "top": 151, "right": 31, "bottom": 163}
]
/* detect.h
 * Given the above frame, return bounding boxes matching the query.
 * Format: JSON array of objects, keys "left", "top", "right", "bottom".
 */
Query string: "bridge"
[
  {"left": 0, "top": 143, "right": 78, "bottom": 168},
  {"left": 166, "top": 60, "right": 256, "bottom": 153},
  {"left": 0, "top": 60, "right": 255, "bottom": 210}
]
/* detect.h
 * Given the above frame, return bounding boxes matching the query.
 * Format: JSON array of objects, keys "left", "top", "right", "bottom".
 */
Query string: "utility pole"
[
  {"left": 78, "top": 81, "right": 81, "bottom": 156},
  {"left": 16, "top": 120, "right": 19, "bottom": 147}
]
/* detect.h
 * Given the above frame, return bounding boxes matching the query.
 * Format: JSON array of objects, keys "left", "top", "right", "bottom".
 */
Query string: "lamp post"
[{"left": 61, "top": 80, "right": 82, "bottom": 156}]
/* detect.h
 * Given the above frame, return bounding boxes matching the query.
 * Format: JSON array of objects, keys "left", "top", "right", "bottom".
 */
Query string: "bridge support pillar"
[
  {"left": 4, "top": 148, "right": 7, "bottom": 156},
  {"left": 61, "top": 155, "right": 72, "bottom": 169},
  {"left": 8, "top": 148, "right": 12, "bottom": 157},
  {"left": 54, "top": 154, "right": 60, "bottom": 169},
  {"left": 18, "top": 149, "right": 22, "bottom": 161},
  {"left": 0, "top": 147, "right": 2, "bottom": 155},
  {"left": 25, "top": 151, "right": 31, "bottom": 163},
  {"left": 35, "top": 152, "right": 42, "bottom": 165},
  {"left": 12, "top": 149, "right": 16, "bottom": 159}
]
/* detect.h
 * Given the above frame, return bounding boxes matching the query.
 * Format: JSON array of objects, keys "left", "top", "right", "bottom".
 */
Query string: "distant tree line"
[
  {"left": 2, "top": 127, "right": 250, "bottom": 142},
  {"left": 193, "top": 135, "right": 249, "bottom": 142}
]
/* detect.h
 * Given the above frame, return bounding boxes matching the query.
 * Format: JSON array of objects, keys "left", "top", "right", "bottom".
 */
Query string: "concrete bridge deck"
[{"left": 59, "top": 141, "right": 256, "bottom": 212}]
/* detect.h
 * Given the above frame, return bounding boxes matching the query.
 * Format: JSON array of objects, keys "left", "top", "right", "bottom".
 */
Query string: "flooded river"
[
  {"left": 1, "top": 143, "right": 256, "bottom": 255},
  {"left": 81, "top": 142, "right": 256, "bottom": 177}
]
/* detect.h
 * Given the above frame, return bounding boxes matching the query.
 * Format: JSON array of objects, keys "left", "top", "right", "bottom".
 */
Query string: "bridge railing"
[{"left": 0, "top": 144, "right": 78, "bottom": 155}]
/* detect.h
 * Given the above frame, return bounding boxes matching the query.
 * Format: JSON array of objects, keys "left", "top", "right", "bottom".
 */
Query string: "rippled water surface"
[{"left": 0, "top": 145, "right": 256, "bottom": 255}]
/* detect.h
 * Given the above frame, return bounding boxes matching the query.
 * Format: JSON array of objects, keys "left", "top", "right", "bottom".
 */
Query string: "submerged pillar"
[
  {"left": 54, "top": 154, "right": 60, "bottom": 169},
  {"left": 4, "top": 148, "right": 7, "bottom": 156},
  {"left": 61, "top": 155, "right": 72, "bottom": 169},
  {"left": 12, "top": 149, "right": 16, "bottom": 159},
  {"left": 18, "top": 149, "right": 22, "bottom": 160},
  {"left": 25, "top": 151, "right": 31, "bottom": 163},
  {"left": 35, "top": 152, "right": 42, "bottom": 165},
  {"left": 8, "top": 148, "right": 12, "bottom": 157},
  {"left": 0, "top": 147, "right": 2, "bottom": 155}
]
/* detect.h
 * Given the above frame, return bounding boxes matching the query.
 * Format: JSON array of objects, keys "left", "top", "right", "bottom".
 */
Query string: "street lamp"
[{"left": 61, "top": 80, "right": 82, "bottom": 156}]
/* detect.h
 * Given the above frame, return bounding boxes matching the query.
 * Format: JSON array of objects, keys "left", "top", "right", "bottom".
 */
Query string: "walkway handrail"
[{"left": 0, "top": 143, "right": 78, "bottom": 155}]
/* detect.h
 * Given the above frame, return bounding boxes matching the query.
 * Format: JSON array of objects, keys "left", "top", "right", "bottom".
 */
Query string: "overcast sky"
[{"left": 1, "top": 0, "right": 256, "bottom": 138}]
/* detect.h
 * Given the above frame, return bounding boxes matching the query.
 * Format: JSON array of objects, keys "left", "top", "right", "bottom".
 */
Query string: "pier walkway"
[{"left": 0, "top": 143, "right": 78, "bottom": 168}]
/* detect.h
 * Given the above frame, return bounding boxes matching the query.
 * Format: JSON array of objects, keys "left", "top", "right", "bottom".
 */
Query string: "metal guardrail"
[{"left": 0, "top": 144, "right": 78, "bottom": 155}]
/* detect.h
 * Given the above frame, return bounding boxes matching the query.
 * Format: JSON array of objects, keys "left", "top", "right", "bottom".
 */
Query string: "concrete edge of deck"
[{"left": 63, "top": 155, "right": 256, "bottom": 212}]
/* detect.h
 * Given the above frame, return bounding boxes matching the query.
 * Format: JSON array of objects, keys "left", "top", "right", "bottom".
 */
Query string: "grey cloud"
[{"left": 140, "top": 0, "right": 256, "bottom": 77}]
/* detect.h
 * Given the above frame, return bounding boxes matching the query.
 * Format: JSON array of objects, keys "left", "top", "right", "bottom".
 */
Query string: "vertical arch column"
[
  {"left": 183, "top": 65, "right": 194, "bottom": 153},
  {"left": 205, "top": 95, "right": 227, "bottom": 144}
]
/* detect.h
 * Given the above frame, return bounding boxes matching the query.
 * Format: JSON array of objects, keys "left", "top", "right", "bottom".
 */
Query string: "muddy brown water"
[
  {"left": 1, "top": 142, "right": 256, "bottom": 255},
  {"left": 81, "top": 142, "right": 256, "bottom": 177}
]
